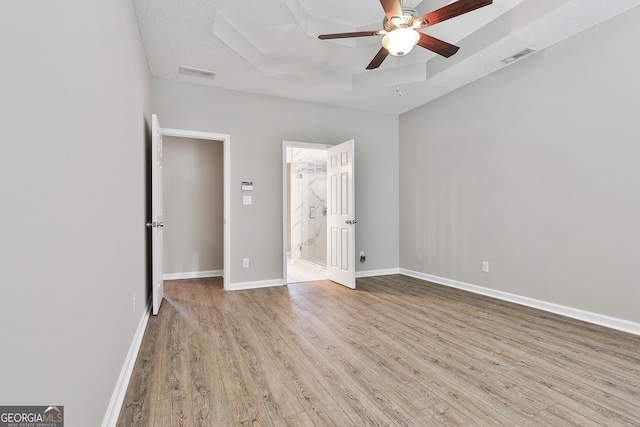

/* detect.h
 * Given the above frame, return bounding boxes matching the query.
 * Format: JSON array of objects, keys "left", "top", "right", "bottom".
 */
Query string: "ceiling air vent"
[
  {"left": 179, "top": 66, "right": 216, "bottom": 79},
  {"left": 501, "top": 48, "right": 536, "bottom": 64}
]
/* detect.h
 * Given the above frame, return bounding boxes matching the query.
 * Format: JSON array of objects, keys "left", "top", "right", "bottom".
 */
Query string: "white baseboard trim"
[
  {"left": 101, "top": 301, "right": 152, "bottom": 427},
  {"left": 399, "top": 269, "right": 640, "bottom": 337},
  {"left": 227, "top": 279, "right": 284, "bottom": 291},
  {"left": 230, "top": 269, "right": 401, "bottom": 289},
  {"left": 163, "top": 270, "right": 223, "bottom": 280},
  {"left": 356, "top": 268, "right": 400, "bottom": 278}
]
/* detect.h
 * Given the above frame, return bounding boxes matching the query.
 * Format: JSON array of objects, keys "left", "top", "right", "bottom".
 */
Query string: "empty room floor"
[
  {"left": 287, "top": 255, "right": 326, "bottom": 283},
  {"left": 117, "top": 275, "right": 640, "bottom": 426}
]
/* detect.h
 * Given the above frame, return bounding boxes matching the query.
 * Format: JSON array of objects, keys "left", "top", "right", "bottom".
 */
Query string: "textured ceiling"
[{"left": 134, "top": 0, "right": 640, "bottom": 115}]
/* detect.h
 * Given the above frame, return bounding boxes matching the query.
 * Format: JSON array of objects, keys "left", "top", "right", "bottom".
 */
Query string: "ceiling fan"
[{"left": 318, "top": 0, "right": 493, "bottom": 70}]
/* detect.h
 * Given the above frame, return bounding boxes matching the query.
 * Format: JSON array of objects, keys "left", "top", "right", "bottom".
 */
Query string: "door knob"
[{"left": 345, "top": 220, "right": 357, "bottom": 224}]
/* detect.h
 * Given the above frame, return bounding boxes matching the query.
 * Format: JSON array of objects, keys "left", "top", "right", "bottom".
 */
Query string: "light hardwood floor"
[{"left": 117, "top": 275, "right": 640, "bottom": 426}]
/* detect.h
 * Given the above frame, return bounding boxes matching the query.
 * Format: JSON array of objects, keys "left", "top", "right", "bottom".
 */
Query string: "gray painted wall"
[
  {"left": 399, "top": 7, "right": 640, "bottom": 323},
  {"left": 163, "top": 136, "right": 224, "bottom": 274},
  {"left": 4, "top": 2, "right": 638, "bottom": 425},
  {"left": 0, "top": 0, "right": 150, "bottom": 425},
  {"left": 152, "top": 79, "right": 400, "bottom": 284}
]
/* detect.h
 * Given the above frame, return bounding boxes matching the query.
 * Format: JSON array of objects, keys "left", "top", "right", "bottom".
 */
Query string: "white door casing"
[
  {"left": 326, "top": 140, "right": 356, "bottom": 289},
  {"left": 160, "top": 127, "right": 231, "bottom": 289},
  {"left": 150, "top": 114, "right": 164, "bottom": 315}
]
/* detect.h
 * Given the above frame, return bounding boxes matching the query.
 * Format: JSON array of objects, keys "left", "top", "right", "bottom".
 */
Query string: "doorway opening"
[
  {"left": 163, "top": 136, "right": 223, "bottom": 280},
  {"left": 161, "top": 127, "right": 231, "bottom": 289},
  {"left": 283, "top": 141, "right": 331, "bottom": 283}
]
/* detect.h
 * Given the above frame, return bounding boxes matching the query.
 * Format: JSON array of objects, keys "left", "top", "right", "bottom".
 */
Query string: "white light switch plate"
[{"left": 243, "top": 195, "right": 252, "bottom": 205}]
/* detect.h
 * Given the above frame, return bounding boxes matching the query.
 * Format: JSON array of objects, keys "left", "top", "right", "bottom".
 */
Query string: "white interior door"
[
  {"left": 149, "top": 114, "right": 164, "bottom": 315},
  {"left": 326, "top": 140, "right": 356, "bottom": 289}
]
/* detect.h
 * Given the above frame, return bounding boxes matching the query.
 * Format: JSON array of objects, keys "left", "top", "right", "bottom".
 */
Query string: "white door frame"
[
  {"left": 162, "top": 127, "right": 231, "bottom": 290},
  {"left": 282, "top": 140, "right": 333, "bottom": 284}
]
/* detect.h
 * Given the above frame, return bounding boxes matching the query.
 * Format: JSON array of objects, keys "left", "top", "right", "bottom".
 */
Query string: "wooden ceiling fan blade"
[
  {"left": 417, "top": 33, "right": 459, "bottom": 58},
  {"left": 366, "top": 47, "right": 390, "bottom": 70},
  {"left": 380, "top": 0, "right": 403, "bottom": 20},
  {"left": 318, "top": 31, "right": 381, "bottom": 40},
  {"left": 418, "top": 0, "right": 492, "bottom": 27}
]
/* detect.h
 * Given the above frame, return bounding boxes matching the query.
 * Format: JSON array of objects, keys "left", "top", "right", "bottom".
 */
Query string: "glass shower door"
[{"left": 300, "top": 163, "right": 327, "bottom": 267}]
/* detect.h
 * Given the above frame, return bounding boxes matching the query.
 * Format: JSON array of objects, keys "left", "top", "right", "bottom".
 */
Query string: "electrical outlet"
[
  {"left": 243, "top": 258, "right": 250, "bottom": 268},
  {"left": 133, "top": 293, "right": 136, "bottom": 312},
  {"left": 482, "top": 262, "right": 489, "bottom": 273},
  {"left": 359, "top": 251, "right": 366, "bottom": 262}
]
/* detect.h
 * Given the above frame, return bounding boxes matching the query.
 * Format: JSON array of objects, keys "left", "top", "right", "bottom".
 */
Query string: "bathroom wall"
[{"left": 289, "top": 147, "right": 327, "bottom": 266}]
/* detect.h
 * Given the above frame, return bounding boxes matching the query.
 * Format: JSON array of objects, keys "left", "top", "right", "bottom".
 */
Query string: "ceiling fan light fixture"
[
  {"left": 318, "top": 0, "right": 494, "bottom": 69},
  {"left": 381, "top": 28, "right": 420, "bottom": 56}
]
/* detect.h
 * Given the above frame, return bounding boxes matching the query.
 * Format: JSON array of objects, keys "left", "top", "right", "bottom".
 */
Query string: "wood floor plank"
[
  {"left": 275, "top": 412, "right": 315, "bottom": 427},
  {"left": 229, "top": 394, "right": 275, "bottom": 427},
  {"left": 269, "top": 341, "right": 359, "bottom": 427},
  {"left": 320, "top": 286, "right": 553, "bottom": 423},
  {"left": 117, "top": 313, "right": 161, "bottom": 427},
  {"left": 235, "top": 293, "right": 360, "bottom": 426},
  {"left": 225, "top": 308, "right": 304, "bottom": 421},
  {"left": 332, "top": 357, "right": 434, "bottom": 426},
  {"left": 290, "top": 282, "right": 548, "bottom": 425},
  {"left": 293, "top": 286, "right": 445, "bottom": 410},
  {"left": 187, "top": 302, "right": 232, "bottom": 426},
  {"left": 528, "top": 403, "right": 629, "bottom": 427},
  {"left": 152, "top": 399, "right": 172, "bottom": 427},
  {"left": 117, "top": 276, "right": 640, "bottom": 426},
  {"left": 273, "top": 411, "right": 316, "bottom": 427},
  {"left": 423, "top": 402, "right": 482, "bottom": 427},
  {"left": 395, "top": 275, "right": 640, "bottom": 380},
  {"left": 256, "top": 291, "right": 396, "bottom": 426},
  {"left": 364, "top": 275, "right": 640, "bottom": 421}
]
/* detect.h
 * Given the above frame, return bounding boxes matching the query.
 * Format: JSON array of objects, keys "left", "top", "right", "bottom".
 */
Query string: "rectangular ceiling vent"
[
  {"left": 179, "top": 66, "right": 216, "bottom": 79},
  {"left": 501, "top": 48, "right": 536, "bottom": 65}
]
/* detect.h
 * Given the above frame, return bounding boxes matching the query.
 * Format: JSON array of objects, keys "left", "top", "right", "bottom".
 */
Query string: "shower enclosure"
[{"left": 289, "top": 147, "right": 327, "bottom": 267}]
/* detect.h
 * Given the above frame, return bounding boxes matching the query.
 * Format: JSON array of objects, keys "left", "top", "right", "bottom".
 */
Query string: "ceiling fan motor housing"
[
  {"left": 383, "top": 10, "right": 427, "bottom": 32},
  {"left": 317, "top": 0, "right": 493, "bottom": 69},
  {"left": 383, "top": 6, "right": 418, "bottom": 24}
]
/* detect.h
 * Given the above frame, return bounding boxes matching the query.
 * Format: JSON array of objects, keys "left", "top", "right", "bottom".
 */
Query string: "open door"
[
  {"left": 148, "top": 114, "right": 164, "bottom": 315},
  {"left": 326, "top": 140, "right": 356, "bottom": 289}
]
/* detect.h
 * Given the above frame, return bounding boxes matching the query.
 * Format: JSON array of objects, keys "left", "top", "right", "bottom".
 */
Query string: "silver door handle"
[
  {"left": 346, "top": 220, "right": 357, "bottom": 224},
  {"left": 146, "top": 222, "right": 164, "bottom": 228}
]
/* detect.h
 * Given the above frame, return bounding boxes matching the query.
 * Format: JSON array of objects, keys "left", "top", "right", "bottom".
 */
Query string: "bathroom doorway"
[{"left": 283, "top": 141, "right": 331, "bottom": 283}]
